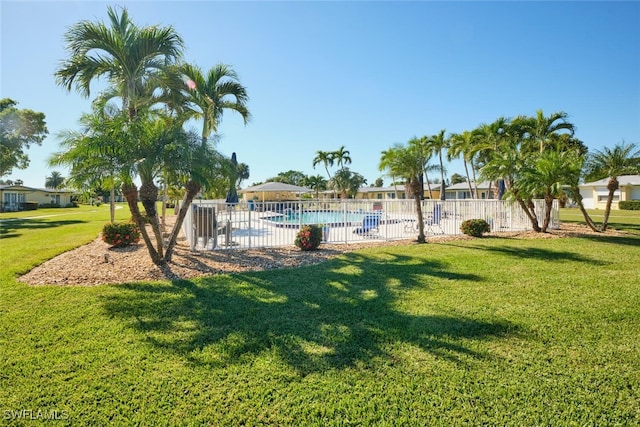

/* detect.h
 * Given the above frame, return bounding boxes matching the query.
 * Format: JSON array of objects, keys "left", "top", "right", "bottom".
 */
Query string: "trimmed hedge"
[{"left": 619, "top": 200, "right": 640, "bottom": 210}]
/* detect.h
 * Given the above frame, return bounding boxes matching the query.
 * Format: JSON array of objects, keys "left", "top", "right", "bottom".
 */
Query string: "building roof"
[
  {"left": 239, "top": 182, "right": 311, "bottom": 193},
  {"left": 0, "top": 185, "right": 73, "bottom": 193},
  {"left": 580, "top": 175, "right": 640, "bottom": 187}
]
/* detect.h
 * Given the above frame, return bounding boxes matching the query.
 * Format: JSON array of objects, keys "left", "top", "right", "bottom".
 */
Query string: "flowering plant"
[
  {"left": 460, "top": 219, "right": 491, "bottom": 237},
  {"left": 102, "top": 222, "right": 141, "bottom": 248},
  {"left": 294, "top": 224, "right": 323, "bottom": 251}
]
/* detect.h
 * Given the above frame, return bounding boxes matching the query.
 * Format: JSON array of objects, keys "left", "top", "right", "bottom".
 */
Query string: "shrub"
[
  {"left": 294, "top": 224, "right": 323, "bottom": 251},
  {"left": 102, "top": 222, "right": 140, "bottom": 248},
  {"left": 460, "top": 219, "right": 491, "bottom": 237},
  {"left": 619, "top": 200, "right": 640, "bottom": 210}
]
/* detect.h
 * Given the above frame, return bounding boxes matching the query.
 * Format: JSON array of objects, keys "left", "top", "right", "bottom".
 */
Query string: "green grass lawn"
[
  {"left": 1, "top": 205, "right": 639, "bottom": 425},
  {"left": 560, "top": 207, "right": 640, "bottom": 234}
]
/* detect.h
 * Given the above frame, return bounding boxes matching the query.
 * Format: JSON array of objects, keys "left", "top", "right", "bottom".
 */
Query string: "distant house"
[
  {"left": 346, "top": 184, "right": 442, "bottom": 200},
  {"left": 444, "top": 181, "right": 497, "bottom": 200},
  {"left": 578, "top": 175, "right": 640, "bottom": 209},
  {"left": 0, "top": 185, "right": 73, "bottom": 212}
]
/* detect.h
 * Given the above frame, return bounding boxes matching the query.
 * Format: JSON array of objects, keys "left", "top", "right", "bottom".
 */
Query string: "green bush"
[
  {"left": 294, "top": 224, "right": 323, "bottom": 251},
  {"left": 619, "top": 200, "right": 640, "bottom": 210},
  {"left": 460, "top": 219, "right": 491, "bottom": 237},
  {"left": 20, "top": 202, "right": 39, "bottom": 211},
  {"left": 102, "top": 222, "right": 141, "bottom": 248}
]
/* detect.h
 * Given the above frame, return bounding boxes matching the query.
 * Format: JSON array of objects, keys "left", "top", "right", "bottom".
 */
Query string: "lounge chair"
[
  {"left": 425, "top": 204, "right": 444, "bottom": 235},
  {"left": 354, "top": 214, "right": 380, "bottom": 237}
]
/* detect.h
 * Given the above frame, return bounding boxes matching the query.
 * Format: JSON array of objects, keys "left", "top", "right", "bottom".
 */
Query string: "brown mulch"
[{"left": 18, "top": 218, "right": 623, "bottom": 287}]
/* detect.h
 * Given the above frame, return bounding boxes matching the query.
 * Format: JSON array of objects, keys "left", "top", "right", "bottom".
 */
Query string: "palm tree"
[
  {"left": 407, "top": 136, "right": 435, "bottom": 199},
  {"left": 55, "top": 6, "right": 185, "bottom": 264},
  {"left": 520, "top": 150, "right": 578, "bottom": 232},
  {"left": 333, "top": 145, "right": 352, "bottom": 171},
  {"left": 379, "top": 143, "right": 427, "bottom": 243},
  {"left": 303, "top": 174, "right": 327, "bottom": 199},
  {"left": 55, "top": 6, "right": 184, "bottom": 119},
  {"left": 513, "top": 109, "right": 575, "bottom": 154},
  {"left": 312, "top": 150, "right": 335, "bottom": 181},
  {"left": 45, "top": 171, "right": 65, "bottom": 189},
  {"left": 50, "top": 106, "right": 130, "bottom": 222},
  {"left": 426, "top": 130, "right": 449, "bottom": 200},
  {"left": 584, "top": 142, "right": 640, "bottom": 231},
  {"left": 181, "top": 63, "right": 251, "bottom": 145},
  {"left": 448, "top": 131, "right": 477, "bottom": 198}
]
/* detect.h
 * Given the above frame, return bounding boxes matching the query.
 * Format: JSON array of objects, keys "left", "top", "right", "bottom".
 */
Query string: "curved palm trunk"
[
  {"left": 601, "top": 178, "right": 619, "bottom": 232},
  {"left": 470, "top": 161, "right": 479, "bottom": 199},
  {"left": 122, "top": 183, "right": 163, "bottom": 265},
  {"left": 463, "top": 160, "right": 473, "bottom": 198},
  {"left": 513, "top": 190, "right": 541, "bottom": 232},
  {"left": 569, "top": 185, "right": 599, "bottom": 232},
  {"left": 165, "top": 180, "right": 201, "bottom": 262},
  {"left": 140, "top": 181, "right": 164, "bottom": 259},
  {"left": 423, "top": 169, "right": 433, "bottom": 199}
]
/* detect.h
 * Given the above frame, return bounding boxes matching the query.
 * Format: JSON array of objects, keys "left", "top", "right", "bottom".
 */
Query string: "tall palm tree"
[
  {"left": 427, "top": 130, "right": 449, "bottom": 200},
  {"left": 448, "top": 131, "right": 477, "bottom": 198},
  {"left": 584, "top": 142, "right": 640, "bottom": 231},
  {"left": 333, "top": 145, "right": 352, "bottom": 171},
  {"left": 407, "top": 136, "right": 434, "bottom": 199},
  {"left": 55, "top": 5, "right": 184, "bottom": 119},
  {"left": 312, "top": 150, "right": 335, "bottom": 181},
  {"left": 513, "top": 109, "right": 575, "bottom": 154},
  {"left": 55, "top": 6, "right": 185, "bottom": 264},
  {"left": 181, "top": 63, "right": 251, "bottom": 145},
  {"left": 379, "top": 143, "right": 427, "bottom": 243},
  {"left": 45, "top": 171, "right": 65, "bottom": 189}
]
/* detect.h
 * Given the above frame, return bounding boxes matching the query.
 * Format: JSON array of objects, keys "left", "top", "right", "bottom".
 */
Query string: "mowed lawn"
[{"left": 1, "top": 205, "right": 639, "bottom": 425}]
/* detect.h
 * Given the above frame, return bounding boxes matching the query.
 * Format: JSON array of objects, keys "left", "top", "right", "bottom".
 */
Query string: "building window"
[{"left": 598, "top": 195, "right": 619, "bottom": 202}]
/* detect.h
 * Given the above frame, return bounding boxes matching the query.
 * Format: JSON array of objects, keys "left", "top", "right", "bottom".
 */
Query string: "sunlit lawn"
[
  {"left": 1, "top": 205, "right": 639, "bottom": 425},
  {"left": 560, "top": 207, "right": 640, "bottom": 234}
]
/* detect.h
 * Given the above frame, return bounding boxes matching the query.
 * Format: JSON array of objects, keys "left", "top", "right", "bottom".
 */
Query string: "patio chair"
[
  {"left": 354, "top": 214, "right": 380, "bottom": 237},
  {"left": 425, "top": 204, "right": 445, "bottom": 235}
]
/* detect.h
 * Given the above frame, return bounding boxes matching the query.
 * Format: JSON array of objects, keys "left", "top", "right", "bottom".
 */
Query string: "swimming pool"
[{"left": 263, "top": 210, "right": 374, "bottom": 228}]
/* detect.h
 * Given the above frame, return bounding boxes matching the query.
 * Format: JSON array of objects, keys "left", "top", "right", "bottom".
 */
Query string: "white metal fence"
[{"left": 182, "top": 199, "right": 559, "bottom": 251}]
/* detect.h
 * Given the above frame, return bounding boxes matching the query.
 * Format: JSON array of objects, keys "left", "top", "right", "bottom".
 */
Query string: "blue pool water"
[{"left": 264, "top": 210, "right": 373, "bottom": 228}]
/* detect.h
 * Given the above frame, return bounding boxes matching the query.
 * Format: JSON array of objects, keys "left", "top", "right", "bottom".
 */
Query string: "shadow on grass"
[
  {"left": 102, "top": 251, "right": 520, "bottom": 375},
  {"left": 440, "top": 239, "right": 609, "bottom": 265},
  {"left": 0, "top": 218, "right": 86, "bottom": 239},
  {"left": 579, "top": 233, "right": 640, "bottom": 247}
]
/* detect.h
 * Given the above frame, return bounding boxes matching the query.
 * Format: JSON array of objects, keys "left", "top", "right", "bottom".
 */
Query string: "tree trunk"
[
  {"left": 525, "top": 198, "right": 542, "bottom": 232},
  {"left": 410, "top": 178, "right": 426, "bottom": 243},
  {"left": 601, "top": 178, "right": 619, "bottom": 232},
  {"left": 463, "top": 160, "right": 473, "bottom": 199},
  {"left": 139, "top": 181, "right": 164, "bottom": 259},
  {"left": 121, "top": 183, "right": 163, "bottom": 265},
  {"left": 541, "top": 193, "right": 553, "bottom": 232},
  {"left": 164, "top": 180, "right": 201, "bottom": 262},
  {"left": 109, "top": 184, "right": 116, "bottom": 223},
  {"left": 569, "top": 185, "right": 599, "bottom": 232},
  {"left": 470, "top": 163, "right": 479, "bottom": 199},
  {"left": 514, "top": 192, "right": 541, "bottom": 232}
]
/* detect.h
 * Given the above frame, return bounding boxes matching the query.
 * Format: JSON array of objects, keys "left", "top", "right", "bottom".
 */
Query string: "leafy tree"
[
  {"left": 45, "top": 171, "right": 65, "bottom": 189},
  {"left": 330, "top": 168, "right": 366, "bottom": 199},
  {"left": 407, "top": 136, "right": 436, "bottom": 199},
  {"left": 449, "top": 173, "right": 466, "bottom": 185},
  {"left": 267, "top": 170, "right": 307, "bottom": 186},
  {"left": 0, "top": 99, "right": 48, "bottom": 176},
  {"left": 374, "top": 177, "right": 384, "bottom": 187},
  {"left": 584, "top": 142, "right": 640, "bottom": 231}
]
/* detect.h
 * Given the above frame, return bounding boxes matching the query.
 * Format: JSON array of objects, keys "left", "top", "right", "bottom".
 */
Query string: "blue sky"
[{"left": 2, "top": 1, "right": 639, "bottom": 189}]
